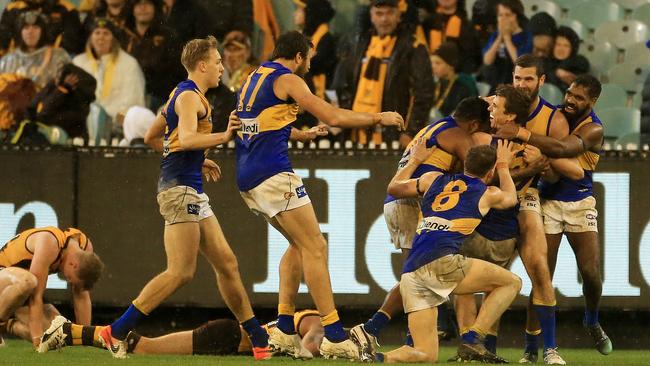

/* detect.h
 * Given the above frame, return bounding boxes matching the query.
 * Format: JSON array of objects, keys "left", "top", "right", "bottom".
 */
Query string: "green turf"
[{"left": 2, "top": 339, "right": 649, "bottom": 365}]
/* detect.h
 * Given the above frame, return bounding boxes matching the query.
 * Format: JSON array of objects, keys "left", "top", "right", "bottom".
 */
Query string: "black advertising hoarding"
[{"left": 1, "top": 148, "right": 649, "bottom": 309}]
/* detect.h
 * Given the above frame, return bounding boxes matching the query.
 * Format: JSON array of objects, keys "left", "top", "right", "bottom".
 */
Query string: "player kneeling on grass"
[
  {"left": 0, "top": 227, "right": 103, "bottom": 349},
  {"left": 38, "top": 310, "right": 324, "bottom": 358},
  {"left": 373, "top": 139, "right": 522, "bottom": 363}
]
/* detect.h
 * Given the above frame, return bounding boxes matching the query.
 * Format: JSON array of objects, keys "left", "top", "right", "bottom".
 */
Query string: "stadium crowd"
[{"left": 0, "top": 0, "right": 647, "bottom": 148}]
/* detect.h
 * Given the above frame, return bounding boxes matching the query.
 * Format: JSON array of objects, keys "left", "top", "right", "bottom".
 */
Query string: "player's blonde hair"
[
  {"left": 76, "top": 251, "right": 104, "bottom": 290},
  {"left": 181, "top": 35, "right": 218, "bottom": 72}
]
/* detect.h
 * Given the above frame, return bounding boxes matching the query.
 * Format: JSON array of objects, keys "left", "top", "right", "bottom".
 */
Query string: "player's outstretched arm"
[
  {"left": 494, "top": 122, "right": 603, "bottom": 159},
  {"left": 279, "top": 73, "right": 404, "bottom": 130},
  {"left": 387, "top": 138, "right": 441, "bottom": 198},
  {"left": 144, "top": 113, "right": 166, "bottom": 152},
  {"left": 290, "top": 125, "right": 329, "bottom": 142},
  {"left": 177, "top": 94, "right": 240, "bottom": 150}
]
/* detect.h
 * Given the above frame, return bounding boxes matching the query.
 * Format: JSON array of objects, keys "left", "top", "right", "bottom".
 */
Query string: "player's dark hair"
[
  {"left": 465, "top": 145, "right": 497, "bottom": 177},
  {"left": 495, "top": 84, "right": 531, "bottom": 125},
  {"left": 454, "top": 97, "right": 490, "bottom": 131},
  {"left": 270, "top": 31, "right": 313, "bottom": 61},
  {"left": 572, "top": 74, "right": 602, "bottom": 100},
  {"left": 514, "top": 54, "right": 545, "bottom": 77}
]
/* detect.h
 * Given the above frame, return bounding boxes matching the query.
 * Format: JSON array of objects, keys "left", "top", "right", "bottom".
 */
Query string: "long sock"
[
  {"left": 485, "top": 334, "right": 498, "bottom": 354},
  {"left": 63, "top": 323, "right": 105, "bottom": 347},
  {"left": 277, "top": 303, "right": 296, "bottom": 334},
  {"left": 525, "top": 329, "right": 540, "bottom": 353},
  {"left": 437, "top": 303, "right": 449, "bottom": 331},
  {"left": 404, "top": 329, "right": 413, "bottom": 347},
  {"left": 461, "top": 327, "right": 485, "bottom": 344},
  {"left": 111, "top": 303, "right": 147, "bottom": 340},
  {"left": 364, "top": 310, "right": 391, "bottom": 338},
  {"left": 241, "top": 317, "right": 269, "bottom": 348},
  {"left": 533, "top": 303, "right": 557, "bottom": 349},
  {"left": 584, "top": 309, "right": 599, "bottom": 327},
  {"left": 321, "top": 310, "right": 346, "bottom": 342}
]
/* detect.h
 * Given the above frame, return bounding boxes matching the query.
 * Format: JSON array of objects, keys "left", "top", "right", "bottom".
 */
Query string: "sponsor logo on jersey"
[{"left": 416, "top": 216, "right": 453, "bottom": 233}]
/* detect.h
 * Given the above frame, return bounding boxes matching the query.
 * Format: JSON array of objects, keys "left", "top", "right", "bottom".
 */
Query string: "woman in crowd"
[
  {"left": 480, "top": 0, "right": 531, "bottom": 91},
  {"left": 73, "top": 18, "right": 145, "bottom": 127},
  {"left": 0, "top": 11, "right": 70, "bottom": 90},
  {"left": 547, "top": 26, "right": 590, "bottom": 92}
]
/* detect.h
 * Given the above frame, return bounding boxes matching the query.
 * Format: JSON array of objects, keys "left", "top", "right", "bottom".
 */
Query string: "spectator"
[
  {"left": 83, "top": 0, "right": 130, "bottom": 47},
  {"left": 293, "top": 0, "right": 337, "bottom": 131},
  {"left": 197, "top": 0, "right": 253, "bottom": 41},
  {"left": 430, "top": 41, "right": 476, "bottom": 117},
  {"left": 546, "top": 26, "right": 589, "bottom": 92},
  {"left": 119, "top": 105, "right": 155, "bottom": 146},
  {"left": 422, "top": 0, "right": 481, "bottom": 73},
  {"left": 205, "top": 84, "right": 236, "bottom": 133},
  {"left": 124, "top": 0, "right": 182, "bottom": 110},
  {"left": 27, "top": 62, "right": 96, "bottom": 139},
  {"left": 471, "top": 0, "right": 498, "bottom": 47},
  {"left": 528, "top": 12, "right": 556, "bottom": 59},
  {"left": 0, "top": 11, "right": 70, "bottom": 89},
  {"left": 73, "top": 18, "right": 145, "bottom": 125},
  {"left": 0, "top": 74, "right": 37, "bottom": 133},
  {"left": 0, "top": 0, "right": 84, "bottom": 55},
  {"left": 221, "top": 31, "right": 256, "bottom": 93},
  {"left": 335, "top": 0, "right": 434, "bottom": 147},
  {"left": 480, "top": 0, "right": 531, "bottom": 91},
  {"left": 162, "top": 0, "right": 211, "bottom": 45}
]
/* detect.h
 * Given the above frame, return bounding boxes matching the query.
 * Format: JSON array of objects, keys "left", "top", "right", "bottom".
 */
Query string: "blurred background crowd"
[{"left": 0, "top": 0, "right": 648, "bottom": 149}]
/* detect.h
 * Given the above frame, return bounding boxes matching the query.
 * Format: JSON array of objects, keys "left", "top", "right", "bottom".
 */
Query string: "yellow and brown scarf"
[{"left": 351, "top": 35, "right": 397, "bottom": 144}]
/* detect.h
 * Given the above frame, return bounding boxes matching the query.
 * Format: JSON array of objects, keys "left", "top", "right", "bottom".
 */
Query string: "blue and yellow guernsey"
[
  {"left": 235, "top": 61, "right": 300, "bottom": 191},
  {"left": 403, "top": 173, "right": 487, "bottom": 273},
  {"left": 539, "top": 110, "right": 602, "bottom": 202},
  {"left": 385, "top": 117, "right": 459, "bottom": 204},
  {"left": 159, "top": 80, "right": 213, "bottom": 193},
  {"left": 474, "top": 97, "right": 556, "bottom": 241}
]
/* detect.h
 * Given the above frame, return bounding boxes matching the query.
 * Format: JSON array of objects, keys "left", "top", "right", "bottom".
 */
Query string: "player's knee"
[
  {"left": 43, "top": 304, "right": 59, "bottom": 319},
  {"left": 168, "top": 271, "right": 194, "bottom": 286},
  {"left": 300, "top": 235, "right": 327, "bottom": 260},
  {"left": 581, "top": 266, "right": 602, "bottom": 286},
  {"left": 511, "top": 274, "right": 523, "bottom": 292},
  {"left": 214, "top": 254, "right": 240, "bottom": 277}
]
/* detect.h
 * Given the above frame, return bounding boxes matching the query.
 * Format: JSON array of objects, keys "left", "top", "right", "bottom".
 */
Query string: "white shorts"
[
  {"left": 542, "top": 196, "right": 598, "bottom": 234},
  {"left": 157, "top": 186, "right": 214, "bottom": 225},
  {"left": 384, "top": 198, "right": 420, "bottom": 250},
  {"left": 400, "top": 254, "right": 472, "bottom": 313},
  {"left": 518, "top": 188, "right": 542, "bottom": 215},
  {"left": 460, "top": 232, "right": 517, "bottom": 268},
  {"left": 240, "top": 172, "right": 311, "bottom": 218}
]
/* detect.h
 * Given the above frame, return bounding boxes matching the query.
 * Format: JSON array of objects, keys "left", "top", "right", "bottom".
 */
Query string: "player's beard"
[
  {"left": 295, "top": 60, "right": 308, "bottom": 77},
  {"left": 517, "top": 82, "right": 540, "bottom": 102}
]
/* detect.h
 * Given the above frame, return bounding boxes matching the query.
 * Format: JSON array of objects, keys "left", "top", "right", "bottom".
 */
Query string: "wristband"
[
  {"left": 496, "top": 162, "right": 509, "bottom": 170},
  {"left": 516, "top": 127, "right": 531, "bottom": 142}
]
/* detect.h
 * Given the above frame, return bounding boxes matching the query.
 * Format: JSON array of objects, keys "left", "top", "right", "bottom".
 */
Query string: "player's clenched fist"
[{"left": 378, "top": 111, "right": 405, "bottom": 131}]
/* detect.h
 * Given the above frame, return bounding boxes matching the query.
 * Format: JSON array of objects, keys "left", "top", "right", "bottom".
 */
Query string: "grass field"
[{"left": 2, "top": 339, "right": 650, "bottom": 366}]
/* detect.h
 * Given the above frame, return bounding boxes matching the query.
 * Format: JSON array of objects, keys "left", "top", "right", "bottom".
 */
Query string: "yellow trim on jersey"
[
  {"left": 525, "top": 102, "right": 553, "bottom": 135},
  {"left": 572, "top": 115, "right": 600, "bottom": 171},
  {"left": 255, "top": 103, "right": 299, "bottom": 132},
  {"left": 165, "top": 88, "right": 212, "bottom": 153},
  {"left": 407, "top": 122, "right": 456, "bottom": 171},
  {"left": 450, "top": 218, "right": 482, "bottom": 235}
]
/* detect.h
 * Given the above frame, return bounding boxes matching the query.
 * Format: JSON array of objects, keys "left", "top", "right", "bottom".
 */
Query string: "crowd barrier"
[{"left": 1, "top": 145, "right": 649, "bottom": 309}]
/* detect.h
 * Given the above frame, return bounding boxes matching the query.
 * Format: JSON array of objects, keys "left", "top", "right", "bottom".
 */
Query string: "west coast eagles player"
[
  {"left": 99, "top": 36, "right": 271, "bottom": 360},
  {"left": 496, "top": 74, "right": 611, "bottom": 356},
  {"left": 233, "top": 30, "right": 403, "bottom": 360}
]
